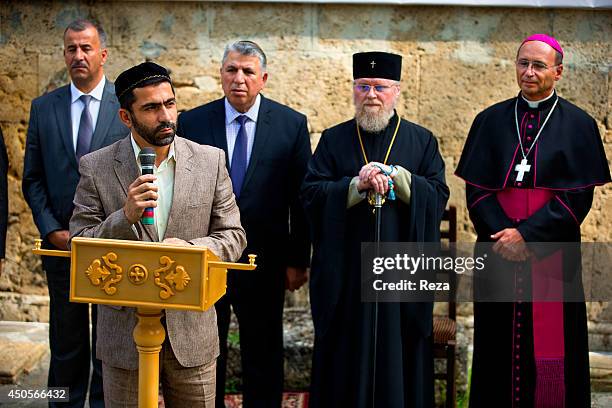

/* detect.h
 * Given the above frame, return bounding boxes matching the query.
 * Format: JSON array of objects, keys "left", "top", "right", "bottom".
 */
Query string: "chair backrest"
[
  {"left": 440, "top": 206, "right": 457, "bottom": 320},
  {"left": 441, "top": 206, "right": 457, "bottom": 243}
]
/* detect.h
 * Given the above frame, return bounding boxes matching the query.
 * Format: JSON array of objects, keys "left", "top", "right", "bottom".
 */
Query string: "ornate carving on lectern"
[
  {"left": 154, "top": 255, "right": 191, "bottom": 300},
  {"left": 85, "top": 260, "right": 108, "bottom": 284},
  {"left": 85, "top": 252, "right": 123, "bottom": 295},
  {"left": 128, "top": 264, "right": 149, "bottom": 285},
  {"left": 33, "top": 237, "right": 258, "bottom": 408}
]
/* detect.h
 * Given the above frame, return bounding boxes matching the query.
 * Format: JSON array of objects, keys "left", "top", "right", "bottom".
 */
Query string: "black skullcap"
[
  {"left": 115, "top": 62, "right": 172, "bottom": 101},
  {"left": 353, "top": 52, "right": 402, "bottom": 81}
]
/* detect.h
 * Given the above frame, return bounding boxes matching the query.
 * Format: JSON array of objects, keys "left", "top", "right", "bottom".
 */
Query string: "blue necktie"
[
  {"left": 230, "top": 115, "right": 249, "bottom": 198},
  {"left": 76, "top": 94, "right": 93, "bottom": 161}
]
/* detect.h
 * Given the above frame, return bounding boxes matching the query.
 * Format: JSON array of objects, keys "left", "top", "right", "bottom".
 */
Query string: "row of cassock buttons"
[{"left": 514, "top": 265, "right": 525, "bottom": 406}]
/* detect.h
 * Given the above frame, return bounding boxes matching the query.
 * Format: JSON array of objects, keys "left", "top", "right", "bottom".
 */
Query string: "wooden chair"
[{"left": 434, "top": 206, "right": 457, "bottom": 408}]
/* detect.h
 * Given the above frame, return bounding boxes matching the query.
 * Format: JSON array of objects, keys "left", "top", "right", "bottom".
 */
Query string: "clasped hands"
[
  {"left": 357, "top": 161, "right": 394, "bottom": 195},
  {"left": 491, "top": 228, "right": 531, "bottom": 262}
]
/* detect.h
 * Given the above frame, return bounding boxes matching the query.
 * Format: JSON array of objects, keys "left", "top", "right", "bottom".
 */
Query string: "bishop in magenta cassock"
[{"left": 456, "top": 34, "right": 610, "bottom": 407}]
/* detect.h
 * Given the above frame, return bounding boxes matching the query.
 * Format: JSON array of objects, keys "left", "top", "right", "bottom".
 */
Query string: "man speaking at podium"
[{"left": 70, "top": 62, "right": 246, "bottom": 406}]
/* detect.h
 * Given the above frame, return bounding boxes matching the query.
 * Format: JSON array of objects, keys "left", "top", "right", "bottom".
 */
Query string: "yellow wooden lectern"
[{"left": 33, "top": 237, "right": 256, "bottom": 408}]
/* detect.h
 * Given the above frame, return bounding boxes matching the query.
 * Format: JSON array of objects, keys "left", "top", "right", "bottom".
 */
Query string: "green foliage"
[
  {"left": 456, "top": 365, "right": 472, "bottom": 408},
  {"left": 225, "top": 377, "right": 241, "bottom": 394},
  {"left": 227, "top": 331, "right": 240, "bottom": 346}
]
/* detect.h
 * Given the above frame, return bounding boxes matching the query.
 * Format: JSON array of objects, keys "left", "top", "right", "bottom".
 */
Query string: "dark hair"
[
  {"left": 119, "top": 77, "right": 175, "bottom": 111},
  {"left": 64, "top": 19, "right": 107, "bottom": 48}
]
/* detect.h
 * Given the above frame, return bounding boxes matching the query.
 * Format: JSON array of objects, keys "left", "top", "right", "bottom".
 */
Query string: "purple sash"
[{"left": 497, "top": 188, "right": 565, "bottom": 407}]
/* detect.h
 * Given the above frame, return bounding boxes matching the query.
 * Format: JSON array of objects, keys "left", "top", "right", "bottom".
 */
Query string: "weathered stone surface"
[
  {"left": 0, "top": 294, "right": 48, "bottom": 322},
  {"left": 0, "top": 5, "right": 609, "bottom": 393},
  {"left": 0, "top": 320, "right": 49, "bottom": 387},
  {"left": 0, "top": 338, "right": 47, "bottom": 384},
  {"left": 454, "top": 315, "right": 473, "bottom": 396},
  {"left": 159, "top": 49, "right": 221, "bottom": 111},
  {"left": 282, "top": 308, "right": 314, "bottom": 390},
  {"left": 592, "top": 393, "right": 612, "bottom": 408},
  {"left": 112, "top": 2, "right": 207, "bottom": 53},
  {"left": 590, "top": 322, "right": 612, "bottom": 352},
  {"left": 264, "top": 51, "right": 353, "bottom": 134},
  {"left": 209, "top": 3, "right": 312, "bottom": 54},
  {"left": 590, "top": 352, "right": 612, "bottom": 392},
  {"left": 0, "top": 46, "right": 38, "bottom": 122},
  {"left": 316, "top": 5, "right": 396, "bottom": 52},
  {"left": 1, "top": 2, "right": 91, "bottom": 49},
  {"left": 0, "top": 321, "right": 49, "bottom": 392}
]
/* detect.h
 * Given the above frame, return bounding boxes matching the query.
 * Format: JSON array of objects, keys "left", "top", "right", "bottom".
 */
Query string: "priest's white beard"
[{"left": 354, "top": 100, "right": 397, "bottom": 133}]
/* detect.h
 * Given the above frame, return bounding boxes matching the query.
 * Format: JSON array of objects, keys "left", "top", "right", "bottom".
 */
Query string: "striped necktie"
[
  {"left": 76, "top": 94, "right": 93, "bottom": 161},
  {"left": 230, "top": 115, "right": 249, "bottom": 198}
]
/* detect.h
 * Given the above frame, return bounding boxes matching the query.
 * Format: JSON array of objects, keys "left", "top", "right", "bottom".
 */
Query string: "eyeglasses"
[
  {"left": 516, "top": 59, "right": 559, "bottom": 73},
  {"left": 354, "top": 83, "right": 396, "bottom": 94}
]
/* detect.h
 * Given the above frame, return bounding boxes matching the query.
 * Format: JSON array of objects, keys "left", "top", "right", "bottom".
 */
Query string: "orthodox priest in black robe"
[
  {"left": 301, "top": 52, "right": 449, "bottom": 407},
  {"left": 456, "top": 34, "right": 610, "bottom": 408}
]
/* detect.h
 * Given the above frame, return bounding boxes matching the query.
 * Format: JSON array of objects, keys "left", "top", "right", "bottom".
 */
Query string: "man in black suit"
[
  {"left": 178, "top": 40, "right": 311, "bottom": 408},
  {"left": 0, "top": 127, "right": 7, "bottom": 278},
  {"left": 22, "top": 19, "right": 128, "bottom": 407}
]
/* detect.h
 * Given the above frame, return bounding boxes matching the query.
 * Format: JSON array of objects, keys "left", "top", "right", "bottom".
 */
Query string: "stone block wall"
[{"left": 0, "top": 2, "right": 610, "bottom": 323}]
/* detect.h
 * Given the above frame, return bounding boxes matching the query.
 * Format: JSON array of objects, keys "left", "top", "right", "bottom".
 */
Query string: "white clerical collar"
[
  {"left": 521, "top": 90, "right": 555, "bottom": 109},
  {"left": 70, "top": 76, "right": 106, "bottom": 104},
  {"left": 224, "top": 94, "right": 261, "bottom": 125}
]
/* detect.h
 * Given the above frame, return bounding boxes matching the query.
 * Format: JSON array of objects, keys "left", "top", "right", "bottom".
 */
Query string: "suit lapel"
[
  {"left": 90, "top": 81, "right": 119, "bottom": 152},
  {"left": 54, "top": 86, "right": 79, "bottom": 171},
  {"left": 164, "top": 138, "right": 195, "bottom": 239},
  {"left": 242, "top": 95, "right": 271, "bottom": 190},
  {"left": 212, "top": 99, "right": 229, "bottom": 171},
  {"left": 113, "top": 136, "right": 158, "bottom": 242}
]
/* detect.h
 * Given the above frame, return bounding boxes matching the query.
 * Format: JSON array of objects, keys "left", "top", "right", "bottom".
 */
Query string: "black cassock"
[
  {"left": 301, "top": 112, "right": 449, "bottom": 408},
  {"left": 456, "top": 93, "right": 610, "bottom": 407}
]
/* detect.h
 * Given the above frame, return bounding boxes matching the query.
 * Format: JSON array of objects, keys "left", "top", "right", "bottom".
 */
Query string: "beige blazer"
[{"left": 69, "top": 136, "right": 246, "bottom": 370}]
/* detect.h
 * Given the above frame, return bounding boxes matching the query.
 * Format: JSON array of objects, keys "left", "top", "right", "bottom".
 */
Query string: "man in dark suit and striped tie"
[
  {"left": 178, "top": 40, "right": 311, "bottom": 408},
  {"left": 22, "top": 19, "right": 128, "bottom": 407}
]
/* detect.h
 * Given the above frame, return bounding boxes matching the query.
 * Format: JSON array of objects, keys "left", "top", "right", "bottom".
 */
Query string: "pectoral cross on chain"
[
  {"left": 514, "top": 158, "right": 531, "bottom": 182},
  {"left": 370, "top": 60, "right": 376, "bottom": 69}
]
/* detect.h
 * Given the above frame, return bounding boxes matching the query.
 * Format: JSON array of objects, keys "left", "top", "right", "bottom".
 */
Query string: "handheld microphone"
[{"left": 139, "top": 147, "right": 156, "bottom": 225}]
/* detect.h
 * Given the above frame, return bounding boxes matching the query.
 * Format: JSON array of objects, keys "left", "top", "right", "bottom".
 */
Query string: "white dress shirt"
[
  {"left": 224, "top": 94, "right": 261, "bottom": 167},
  {"left": 130, "top": 135, "right": 176, "bottom": 241},
  {"left": 70, "top": 76, "right": 106, "bottom": 153}
]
